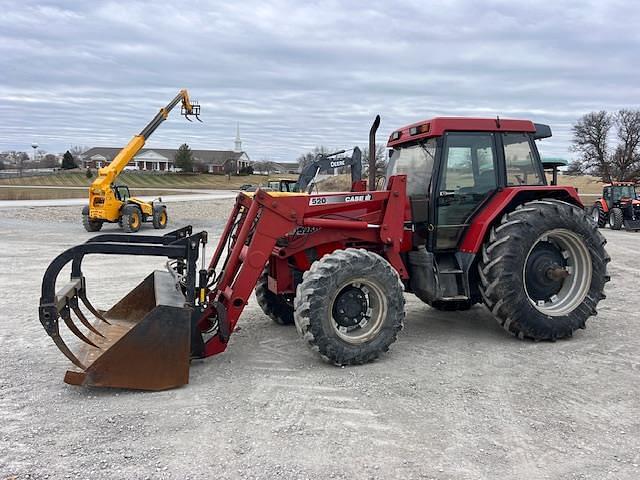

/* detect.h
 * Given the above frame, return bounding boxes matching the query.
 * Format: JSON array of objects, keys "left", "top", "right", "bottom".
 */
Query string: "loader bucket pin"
[{"left": 38, "top": 227, "right": 208, "bottom": 391}]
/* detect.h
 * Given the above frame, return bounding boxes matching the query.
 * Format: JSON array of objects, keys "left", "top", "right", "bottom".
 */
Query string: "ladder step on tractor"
[{"left": 39, "top": 116, "right": 610, "bottom": 390}]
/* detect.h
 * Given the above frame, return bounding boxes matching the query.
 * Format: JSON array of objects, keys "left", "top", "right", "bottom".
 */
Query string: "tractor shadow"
[{"left": 401, "top": 300, "right": 512, "bottom": 345}]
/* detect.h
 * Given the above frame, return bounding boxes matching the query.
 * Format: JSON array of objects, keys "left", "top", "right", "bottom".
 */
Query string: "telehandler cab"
[
  {"left": 82, "top": 89, "right": 201, "bottom": 233},
  {"left": 39, "top": 116, "right": 609, "bottom": 390}
]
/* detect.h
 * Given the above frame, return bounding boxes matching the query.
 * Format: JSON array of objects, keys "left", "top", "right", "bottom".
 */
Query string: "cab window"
[
  {"left": 503, "top": 133, "right": 544, "bottom": 186},
  {"left": 389, "top": 139, "right": 436, "bottom": 196}
]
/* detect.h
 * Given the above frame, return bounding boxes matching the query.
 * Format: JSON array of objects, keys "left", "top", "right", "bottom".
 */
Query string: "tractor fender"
[
  {"left": 596, "top": 197, "right": 609, "bottom": 213},
  {"left": 458, "top": 186, "right": 582, "bottom": 254},
  {"left": 127, "top": 197, "right": 154, "bottom": 216}
]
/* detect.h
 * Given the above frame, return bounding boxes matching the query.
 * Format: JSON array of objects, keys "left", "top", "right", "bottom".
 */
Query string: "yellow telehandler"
[{"left": 82, "top": 89, "right": 201, "bottom": 232}]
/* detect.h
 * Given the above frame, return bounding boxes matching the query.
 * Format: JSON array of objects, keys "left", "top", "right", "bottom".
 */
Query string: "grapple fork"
[{"left": 38, "top": 227, "right": 208, "bottom": 390}]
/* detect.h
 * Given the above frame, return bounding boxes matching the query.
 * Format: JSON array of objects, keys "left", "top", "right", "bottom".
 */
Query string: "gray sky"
[{"left": 1, "top": 0, "right": 638, "bottom": 161}]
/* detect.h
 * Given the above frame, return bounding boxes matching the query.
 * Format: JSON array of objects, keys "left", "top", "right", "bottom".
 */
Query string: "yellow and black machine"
[{"left": 82, "top": 89, "right": 201, "bottom": 232}]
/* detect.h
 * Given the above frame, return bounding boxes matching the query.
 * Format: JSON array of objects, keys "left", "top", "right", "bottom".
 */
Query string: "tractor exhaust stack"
[{"left": 369, "top": 114, "right": 381, "bottom": 191}]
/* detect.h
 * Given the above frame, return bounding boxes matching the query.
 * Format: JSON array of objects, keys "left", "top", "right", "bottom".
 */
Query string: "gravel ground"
[{"left": 0, "top": 200, "right": 639, "bottom": 480}]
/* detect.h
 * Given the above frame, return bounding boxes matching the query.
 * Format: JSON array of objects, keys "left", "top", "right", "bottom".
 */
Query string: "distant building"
[{"left": 80, "top": 125, "right": 250, "bottom": 174}]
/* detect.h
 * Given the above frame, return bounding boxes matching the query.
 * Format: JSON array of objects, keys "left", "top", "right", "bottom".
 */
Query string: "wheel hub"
[
  {"left": 332, "top": 285, "right": 369, "bottom": 329},
  {"left": 524, "top": 241, "right": 567, "bottom": 302}
]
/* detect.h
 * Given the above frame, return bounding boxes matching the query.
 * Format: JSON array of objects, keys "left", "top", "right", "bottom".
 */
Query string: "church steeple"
[{"left": 234, "top": 122, "right": 242, "bottom": 152}]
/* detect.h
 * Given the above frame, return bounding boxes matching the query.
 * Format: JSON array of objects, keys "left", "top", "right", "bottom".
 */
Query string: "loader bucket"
[
  {"left": 63, "top": 271, "right": 191, "bottom": 390},
  {"left": 38, "top": 227, "right": 208, "bottom": 391}
]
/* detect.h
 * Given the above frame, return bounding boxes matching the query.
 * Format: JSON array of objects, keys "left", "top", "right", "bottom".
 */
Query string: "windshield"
[
  {"left": 613, "top": 185, "right": 636, "bottom": 200},
  {"left": 386, "top": 139, "right": 436, "bottom": 196}
]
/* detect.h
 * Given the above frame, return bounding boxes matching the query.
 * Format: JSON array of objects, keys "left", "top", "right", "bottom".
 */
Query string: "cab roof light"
[{"left": 409, "top": 123, "right": 430, "bottom": 136}]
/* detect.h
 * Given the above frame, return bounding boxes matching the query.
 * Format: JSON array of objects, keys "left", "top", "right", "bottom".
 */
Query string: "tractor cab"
[
  {"left": 603, "top": 183, "right": 637, "bottom": 207},
  {"left": 267, "top": 179, "right": 300, "bottom": 192},
  {"left": 386, "top": 117, "right": 551, "bottom": 250}
]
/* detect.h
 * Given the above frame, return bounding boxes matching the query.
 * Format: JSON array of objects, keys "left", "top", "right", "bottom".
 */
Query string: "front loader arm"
[{"left": 199, "top": 176, "right": 408, "bottom": 357}]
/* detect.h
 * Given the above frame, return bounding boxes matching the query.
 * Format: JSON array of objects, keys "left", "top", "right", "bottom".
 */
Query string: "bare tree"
[
  {"left": 611, "top": 109, "right": 640, "bottom": 181},
  {"left": 297, "top": 146, "right": 329, "bottom": 171},
  {"left": 570, "top": 111, "right": 613, "bottom": 180},
  {"left": 361, "top": 143, "right": 387, "bottom": 183},
  {"left": 14, "top": 151, "right": 29, "bottom": 177},
  {"left": 42, "top": 153, "right": 59, "bottom": 168}
]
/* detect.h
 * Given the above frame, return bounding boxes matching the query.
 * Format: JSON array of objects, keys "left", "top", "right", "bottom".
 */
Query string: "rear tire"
[
  {"left": 294, "top": 248, "right": 404, "bottom": 365},
  {"left": 591, "top": 202, "right": 606, "bottom": 228},
  {"left": 255, "top": 268, "right": 294, "bottom": 325},
  {"left": 121, "top": 205, "right": 142, "bottom": 233},
  {"left": 479, "top": 199, "right": 609, "bottom": 341},
  {"left": 152, "top": 205, "right": 168, "bottom": 229},
  {"left": 82, "top": 206, "right": 102, "bottom": 232},
  {"left": 609, "top": 207, "right": 623, "bottom": 230}
]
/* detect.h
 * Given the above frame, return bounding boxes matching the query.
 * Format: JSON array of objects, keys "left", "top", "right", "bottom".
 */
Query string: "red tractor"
[
  {"left": 39, "top": 117, "right": 610, "bottom": 390},
  {"left": 591, "top": 182, "right": 640, "bottom": 230}
]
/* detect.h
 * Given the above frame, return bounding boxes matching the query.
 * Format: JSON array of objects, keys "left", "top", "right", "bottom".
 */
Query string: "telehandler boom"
[
  {"left": 82, "top": 89, "right": 201, "bottom": 233},
  {"left": 40, "top": 116, "right": 610, "bottom": 390}
]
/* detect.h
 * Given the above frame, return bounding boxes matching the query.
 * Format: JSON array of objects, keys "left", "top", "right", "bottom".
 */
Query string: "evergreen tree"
[
  {"left": 174, "top": 143, "right": 193, "bottom": 172},
  {"left": 61, "top": 150, "right": 77, "bottom": 169}
]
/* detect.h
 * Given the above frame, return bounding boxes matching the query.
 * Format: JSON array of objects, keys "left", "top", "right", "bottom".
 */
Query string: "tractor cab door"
[
  {"left": 434, "top": 132, "right": 498, "bottom": 250},
  {"left": 603, "top": 187, "right": 613, "bottom": 209}
]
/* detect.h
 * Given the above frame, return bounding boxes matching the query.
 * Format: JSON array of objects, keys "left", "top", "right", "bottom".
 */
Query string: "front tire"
[
  {"left": 591, "top": 202, "right": 606, "bottom": 228},
  {"left": 82, "top": 206, "right": 102, "bottom": 232},
  {"left": 152, "top": 205, "right": 168, "bottom": 229},
  {"left": 609, "top": 207, "right": 623, "bottom": 230},
  {"left": 121, "top": 205, "right": 142, "bottom": 233},
  {"left": 256, "top": 268, "right": 295, "bottom": 325},
  {"left": 294, "top": 248, "right": 404, "bottom": 365},
  {"left": 479, "top": 199, "right": 609, "bottom": 341}
]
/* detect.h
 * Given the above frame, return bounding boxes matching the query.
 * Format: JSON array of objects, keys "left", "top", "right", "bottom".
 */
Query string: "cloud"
[{"left": 0, "top": 0, "right": 638, "bottom": 161}]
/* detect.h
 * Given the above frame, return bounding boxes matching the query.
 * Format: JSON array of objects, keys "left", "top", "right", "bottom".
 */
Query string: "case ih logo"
[
  {"left": 344, "top": 194, "right": 372, "bottom": 202},
  {"left": 309, "top": 194, "right": 372, "bottom": 206}
]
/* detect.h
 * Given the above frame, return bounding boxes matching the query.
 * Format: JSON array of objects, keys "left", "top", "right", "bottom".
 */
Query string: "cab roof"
[
  {"left": 387, "top": 117, "right": 548, "bottom": 147},
  {"left": 604, "top": 182, "right": 636, "bottom": 187}
]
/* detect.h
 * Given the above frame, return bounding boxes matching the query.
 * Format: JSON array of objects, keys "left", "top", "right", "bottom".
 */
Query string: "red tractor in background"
[
  {"left": 39, "top": 116, "right": 610, "bottom": 390},
  {"left": 591, "top": 182, "right": 640, "bottom": 231}
]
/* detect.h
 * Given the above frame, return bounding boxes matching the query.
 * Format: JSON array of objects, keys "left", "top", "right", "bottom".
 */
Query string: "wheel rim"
[
  {"left": 608, "top": 213, "right": 615, "bottom": 228},
  {"left": 131, "top": 212, "right": 140, "bottom": 229},
  {"left": 523, "top": 229, "right": 592, "bottom": 316},
  {"left": 160, "top": 210, "right": 167, "bottom": 225},
  {"left": 591, "top": 207, "right": 599, "bottom": 222},
  {"left": 328, "top": 277, "right": 387, "bottom": 344}
]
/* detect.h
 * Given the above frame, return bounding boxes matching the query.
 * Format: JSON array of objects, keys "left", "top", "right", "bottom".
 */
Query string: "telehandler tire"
[
  {"left": 152, "top": 205, "right": 168, "bottom": 229},
  {"left": 256, "top": 268, "right": 295, "bottom": 325},
  {"left": 479, "top": 199, "right": 609, "bottom": 341},
  {"left": 608, "top": 207, "right": 623, "bottom": 230},
  {"left": 294, "top": 248, "right": 404, "bottom": 366},
  {"left": 82, "top": 206, "right": 103, "bottom": 232},
  {"left": 122, "top": 205, "right": 142, "bottom": 233}
]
